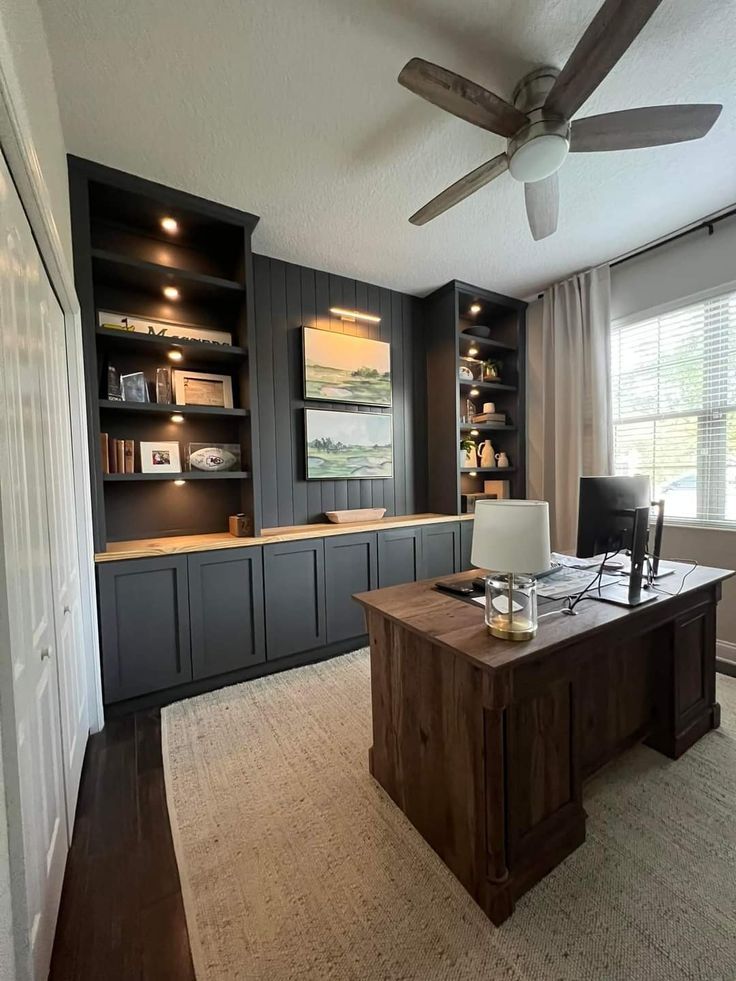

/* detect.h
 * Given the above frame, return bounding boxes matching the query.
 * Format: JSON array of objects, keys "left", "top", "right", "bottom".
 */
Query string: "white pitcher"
[{"left": 477, "top": 440, "right": 495, "bottom": 468}]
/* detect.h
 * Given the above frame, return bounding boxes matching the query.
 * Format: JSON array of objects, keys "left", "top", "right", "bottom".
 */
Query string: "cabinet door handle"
[
  {"left": 40, "top": 648, "right": 51, "bottom": 661},
  {"left": 63, "top": 605, "right": 71, "bottom": 615}
]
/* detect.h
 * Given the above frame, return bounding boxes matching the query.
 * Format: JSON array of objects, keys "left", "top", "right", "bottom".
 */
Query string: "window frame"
[{"left": 611, "top": 280, "right": 736, "bottom": 532}]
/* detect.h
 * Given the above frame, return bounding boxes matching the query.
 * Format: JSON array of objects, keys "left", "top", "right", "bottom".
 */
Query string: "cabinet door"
[
  {"left": 377, "top": 527, "right": 422, "bottom": 587},
  {"left": 264, "top": 539, "right": 326, "bottom": 660},
  {"left": 325, "top": 533, "right": 377, "bottom": 644},
  {"left": 460, "top": 519, "right": 475, "bottom": 571},
  {"left": 188, "top": 548, "right": 265, "bottom": 680},
  {"left": 421, "top": 522, "right": 461, "bottom": 579},
  {"left": 98, "top": 556, "right": 192, "bottom": 702}
]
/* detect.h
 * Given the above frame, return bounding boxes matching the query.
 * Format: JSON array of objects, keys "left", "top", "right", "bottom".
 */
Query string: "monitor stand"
[
  {"left": 592, "top": 505, "right": 658, "bottom": 609},
  {"left": 592, "top": 581, "right": 657, "bottom": 608}
]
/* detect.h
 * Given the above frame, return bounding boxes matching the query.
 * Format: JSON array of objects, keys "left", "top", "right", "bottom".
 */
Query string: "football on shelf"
[{"left": 189, "top": 446, "right": 238, "bottom": 472}]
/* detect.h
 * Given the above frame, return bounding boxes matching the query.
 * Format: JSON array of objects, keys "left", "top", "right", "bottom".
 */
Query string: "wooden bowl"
[{"left": 325, "top": 508, "right": 387, "bottom": 524}]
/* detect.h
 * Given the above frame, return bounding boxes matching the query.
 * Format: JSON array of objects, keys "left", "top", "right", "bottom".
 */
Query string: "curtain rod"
[
  {"left": 535, "top": 204, "right": 736, "bottom": 299},
  {"left": 610, "top": 204, "right": 736, "bottom": 269}
]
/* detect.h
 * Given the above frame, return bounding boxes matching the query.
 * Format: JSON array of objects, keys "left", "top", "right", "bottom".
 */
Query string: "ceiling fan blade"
[
  {"left": 409, "top": 154, "right": 509, "bottom": 226},
  {"left": 570, "top": 104, "right": 722, "bottom": 151},
  {"left": 525, "top": 175, "right": 559, "bottom": 241},
  {"left": 545, "top": 0, "right": 664, "bottom": 119},
  {"left": 398, "top": 58, "right": 528, "bottom": 138}
]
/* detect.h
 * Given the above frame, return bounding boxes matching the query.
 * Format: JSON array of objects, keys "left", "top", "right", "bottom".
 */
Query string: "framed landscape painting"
[
  {"left": 305, "top": 408, "right": 393, "bottom": 479},
  {"left": 303, "top": 326, "right": 391, "bottom": 406}
]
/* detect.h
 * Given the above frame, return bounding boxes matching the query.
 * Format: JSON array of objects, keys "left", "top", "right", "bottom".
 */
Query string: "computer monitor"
[
  {"left": 576, "top": 475, "right": 656, "bottom": 608},
  {"left": 576, "top": 475, "right": 651, "bottom": 558}
]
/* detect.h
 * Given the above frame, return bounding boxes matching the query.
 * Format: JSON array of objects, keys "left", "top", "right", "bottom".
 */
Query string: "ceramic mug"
[{"left": 483, "top": 402, "right": 496, "bottom": 414}]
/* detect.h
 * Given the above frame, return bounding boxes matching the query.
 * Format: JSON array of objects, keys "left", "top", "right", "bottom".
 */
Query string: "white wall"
[
  {"left": 0, "top": 0, "right": 72, "bottom": 264},
  {"left": 0, "top": 1, "right": 71, "bottom": 976}
]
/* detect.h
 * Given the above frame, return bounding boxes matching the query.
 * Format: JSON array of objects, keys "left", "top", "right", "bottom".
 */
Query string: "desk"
[{"left": 354, "top": 562, "right": 733, "bottom": 925}]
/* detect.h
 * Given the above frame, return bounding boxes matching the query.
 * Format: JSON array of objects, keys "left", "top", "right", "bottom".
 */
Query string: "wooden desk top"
[
  {"left": 96, "top": 512, "right": 474, "bottom": 563},
  {"left": 354, "top": 563, "right": 734, "bottom": 674}
]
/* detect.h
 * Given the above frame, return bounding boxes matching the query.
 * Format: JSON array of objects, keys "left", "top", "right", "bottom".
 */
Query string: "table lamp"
[{"left": 470, "top": 500, "right": 551, "bottom": 641}]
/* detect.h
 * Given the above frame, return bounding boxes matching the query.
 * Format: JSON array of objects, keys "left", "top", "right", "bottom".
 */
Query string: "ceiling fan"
[{"left": 398, "top": 0, "right": 722, "bottom": 240}]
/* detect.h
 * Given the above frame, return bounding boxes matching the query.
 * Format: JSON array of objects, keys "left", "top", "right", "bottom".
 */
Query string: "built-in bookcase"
[
  {"left": 423, "top": 280, "right": 527, "bottom": 514},
  {"left": 69, "top": 157, "right": 261, "bottom": 550}
]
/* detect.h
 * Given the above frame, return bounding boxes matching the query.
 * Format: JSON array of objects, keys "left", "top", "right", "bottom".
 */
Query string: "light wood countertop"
[{"left": 95, "top": 512, "right": 474, "bottom": 563}]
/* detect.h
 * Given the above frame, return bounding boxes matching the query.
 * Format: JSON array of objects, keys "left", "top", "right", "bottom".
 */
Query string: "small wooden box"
[{"left": 228, "top": 513, "right": 252, "bottom": 537}]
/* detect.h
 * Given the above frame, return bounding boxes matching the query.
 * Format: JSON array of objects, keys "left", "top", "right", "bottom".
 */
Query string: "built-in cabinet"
[
  {"left": 189, "top": 549, "right": 265, "bottom": 679},
  {"left": 264, "top": 539, "right": 326, "bottom": 660},
  {"left": 97, "top": 518, "right": 473, "bottom": 707}
]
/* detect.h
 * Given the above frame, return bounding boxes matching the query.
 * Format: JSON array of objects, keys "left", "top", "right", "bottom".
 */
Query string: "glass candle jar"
[{"left": 485, "top": 574, "right": 538, "bottom": 640}]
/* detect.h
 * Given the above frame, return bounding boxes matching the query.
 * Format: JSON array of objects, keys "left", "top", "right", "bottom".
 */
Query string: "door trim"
[{"left": 0, "top": 14, "right": 103, "bottom": 736}]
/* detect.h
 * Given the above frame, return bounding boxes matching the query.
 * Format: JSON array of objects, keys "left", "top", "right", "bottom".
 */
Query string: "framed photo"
[
  {"left": 305, "top": 408, "right": 392, "bottom": 480},
  {"left": 186, "top": 443, "right": 241, "bottom": 472},
  {"left": 140, "top": 441, "right": 181, "bottom": 474},
  {"left": 120, "top": 371, "right": 149, "bottom": 402},
  {"left": 173, "top": 369, "right": 234, "bottom": 408},
  {"left": 303, "top": 326, "right": 391, "bottom": 406}
]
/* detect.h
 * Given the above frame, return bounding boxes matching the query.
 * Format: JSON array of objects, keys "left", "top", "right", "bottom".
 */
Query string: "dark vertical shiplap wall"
[{"left": 253, "top": 254, "right": 427, "bottom": 528}]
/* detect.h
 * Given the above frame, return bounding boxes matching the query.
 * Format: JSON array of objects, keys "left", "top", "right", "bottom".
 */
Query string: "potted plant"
[
  {"left": 460, "top": 437, "right": 478, "bottom": 468},
  {"left": 482, "top": 359, "right": 502, "bottom": 382}
]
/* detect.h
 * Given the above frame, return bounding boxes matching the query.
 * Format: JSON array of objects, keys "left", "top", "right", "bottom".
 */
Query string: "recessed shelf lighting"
[
  {"left": 468, "top": 471, "right": 477, "bottom": 477},
  {"left": 171, "top": 413, "right": 184, "bottom": 424},
  {"left": 168, "top": 349, "right": 183, "bottom": 362},
  {"left": 329, "top": 307, "right": 381, "bottom": 324},
  {"left": 468, "top": 346, "right": 479, "bottom": 357},
  {"left": 161, "top": 216, "right": 179, "bottom": 234},
  {"left": 174, "top": 479, "right": 186, "bottom": 486},
  {"left": 470, "top": 387, "right": 480, "bottom": 397},
  {"left": 469, "top": 303, "right": 482, "bottom": 315},
  {"left": 163, "top": 285, "right": 180, "bottom": 301},
  {"left": 470, "top": 429, "right": 479, "bottom": 436}
]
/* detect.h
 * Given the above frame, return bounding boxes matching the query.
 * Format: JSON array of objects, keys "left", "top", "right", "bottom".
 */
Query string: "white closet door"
[
  {"left": 37, "top": 274, "right": 89, "bottom": 831},
  {"left": 0, "top": 158, "right": 68, "bottom": 978}
]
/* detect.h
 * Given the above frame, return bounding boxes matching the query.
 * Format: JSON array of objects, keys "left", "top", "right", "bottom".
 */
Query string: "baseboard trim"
[{"left": 717, "top": 640, "right": 736, "bottom": 678}]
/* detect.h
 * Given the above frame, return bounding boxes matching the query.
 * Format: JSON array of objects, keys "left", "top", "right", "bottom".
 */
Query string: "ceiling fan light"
[{"left": 509, "top": 134, "right": 569, "bottom": 183}]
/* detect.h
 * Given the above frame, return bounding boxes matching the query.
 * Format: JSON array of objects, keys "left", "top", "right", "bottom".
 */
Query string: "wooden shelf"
[
  {"left": 91, "top": 247, "right": 245, "bottom": 301},
  {"left": 98, "top": 399, "right": 248, "bottom": 418},
  {"left": 104, "top": 471, "right": 251, "bottom": 482},
  {"left": 458, "top": 333, "right": 516, "bottom": 354},
  {"left": 460, "top": 467, "right": 516, "bottom": 474},
  {"left": 460, "top": 423, "right": 516, "bottom": 432},
  {"left": 459, "top": 379, "right": 517, "bottom": 392},
  {"left": 96, "top": 326, "right": 248, "bottom": 364}
]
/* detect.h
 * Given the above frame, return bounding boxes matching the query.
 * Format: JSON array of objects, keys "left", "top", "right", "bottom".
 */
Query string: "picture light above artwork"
[{"left": 329, "top": 307, "right": 381, "bottom": 324}]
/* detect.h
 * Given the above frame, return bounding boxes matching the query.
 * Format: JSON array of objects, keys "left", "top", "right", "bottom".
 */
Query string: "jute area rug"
[{"left": 162, "top": 651, "right": 736, "bottom": 981}]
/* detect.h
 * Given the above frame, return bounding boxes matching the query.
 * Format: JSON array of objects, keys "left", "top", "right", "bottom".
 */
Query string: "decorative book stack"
[
  {"left": 472, "top": 410, "right": 506, "bottom": 426},
  {"left": 100, "top": 433, "right": 135, "bottom": 474}
]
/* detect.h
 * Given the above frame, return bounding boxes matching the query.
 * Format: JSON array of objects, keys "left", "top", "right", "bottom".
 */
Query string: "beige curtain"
[{"left": 527, "top": 264, "right": 613, "bottom": 552}]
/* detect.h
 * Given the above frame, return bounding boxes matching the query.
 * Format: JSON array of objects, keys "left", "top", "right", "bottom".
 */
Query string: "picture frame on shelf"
[
  {"left": 172, "top": 369, "right": 234, "bottom": 408},
  {"left": 120, "top": 371, "right": 149, "bottom": 403},
  {"left": 186, "top": 443, "right": 241, "bottom": 472},
  {"left": 140, "top": 441, "right": 182, "bottom": 474}
]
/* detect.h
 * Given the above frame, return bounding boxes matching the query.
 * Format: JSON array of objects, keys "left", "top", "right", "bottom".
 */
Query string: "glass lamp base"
[{"left": 488, "top": 618, "right": 537, "bottom": 641}]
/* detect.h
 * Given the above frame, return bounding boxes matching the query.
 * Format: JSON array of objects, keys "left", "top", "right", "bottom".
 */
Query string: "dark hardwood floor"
[{"left": 50, "top": 710, "right": 195, "bottom": 981}]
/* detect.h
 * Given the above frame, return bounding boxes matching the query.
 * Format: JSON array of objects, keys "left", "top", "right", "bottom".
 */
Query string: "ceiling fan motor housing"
[{"left": 508, "top": 67, "right": 570, "bottom": 183}]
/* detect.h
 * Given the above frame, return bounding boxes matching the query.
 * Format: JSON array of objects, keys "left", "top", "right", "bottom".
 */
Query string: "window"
[{"left": 611, "top": 287, "right": 736, "bottom": 526}]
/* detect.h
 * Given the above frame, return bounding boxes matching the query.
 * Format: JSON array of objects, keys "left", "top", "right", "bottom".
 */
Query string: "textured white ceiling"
[{"left": 40, "top": 0, "right": 736, "bottom": 298}]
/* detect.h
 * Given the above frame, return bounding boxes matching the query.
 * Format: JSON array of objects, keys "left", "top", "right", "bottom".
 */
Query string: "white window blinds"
[{"left": 611, "top": 287, "right": 736, "bottom": 526}]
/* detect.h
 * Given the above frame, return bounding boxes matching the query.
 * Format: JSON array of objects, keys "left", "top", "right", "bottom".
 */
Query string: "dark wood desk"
[{"left": 354, "top": 563, "right": 733, "bottom": 925}]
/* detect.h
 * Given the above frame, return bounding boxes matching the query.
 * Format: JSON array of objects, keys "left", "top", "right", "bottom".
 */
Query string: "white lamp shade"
[{"left": 470, "top": 500, "right": 551, "bottom": 574}]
